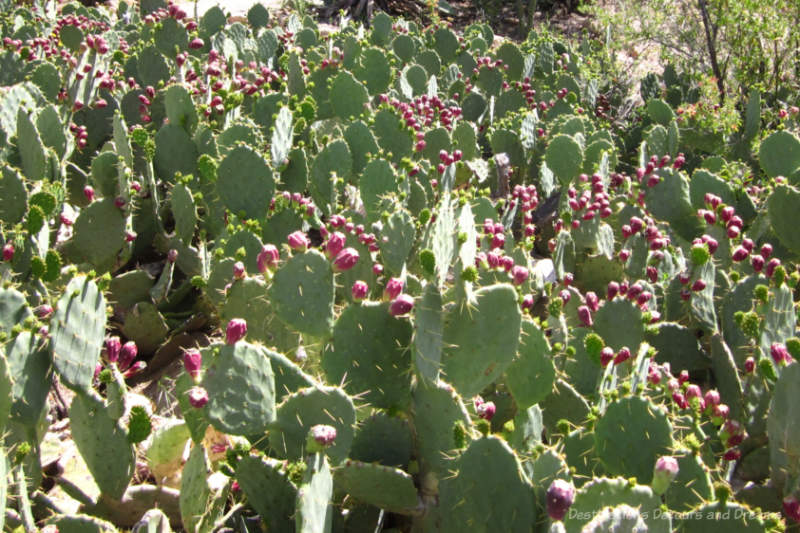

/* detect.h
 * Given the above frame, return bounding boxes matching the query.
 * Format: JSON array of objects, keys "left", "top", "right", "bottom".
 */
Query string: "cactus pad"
[
  {"left": 333, "top": 460, "right": 419, "bottom": 514},
  {"left": 269, "top": 250, "right": 335, "bottom": 339},
  {"left": 322, "top": 301, "right": 413, "bottom": 410},
  {"left": 235, "top": 454, "right": 297, "bottom": 533},
  {"left": 594, "top": 396, "right": 673, "bottom": 484},
  {"left": 505, "top": 320, "right": 556, "bottom": 409},
  {"left": 50, "top": 276, "right": 106, "bottom": 393},
  {"left": 216, "top": 145, "right": 274, "bottom": 220},
  {"left": 440, "top": 284, "right": 521, "bottom": 397},
  {"left": 270, "top": 386, "right": 356, "bottom": 463},
  {"left": 201, "top": 341, "right": 276, "bottom": 436}
]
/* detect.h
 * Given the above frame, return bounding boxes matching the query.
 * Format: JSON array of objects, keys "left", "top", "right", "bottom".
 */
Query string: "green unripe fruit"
[
  {"left": 584, "top": 333, "right": 604, "bottom": 364},
  {"left": 690, "top": 243, "right": 710, "bottom": 265}
]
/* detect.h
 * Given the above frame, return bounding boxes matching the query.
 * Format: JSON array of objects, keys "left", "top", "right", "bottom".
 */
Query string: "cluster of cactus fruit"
[{"left": 0, "top": 0, "right": 799, "bottom": 531}]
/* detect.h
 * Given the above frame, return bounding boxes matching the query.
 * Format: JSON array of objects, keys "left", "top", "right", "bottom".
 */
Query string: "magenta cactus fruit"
[
  {"left": 546, "top": 479, "right": 576, "bottom": 521},
  {"left": 332, "top": 247, "right": 360, "bottom": 272},
  {"left": 351, "top": 280, "right": 369, "bottom": 301},
  {"left": 232, "top": 261, "right": 246, "bottom": 280},
  {"left": 614, "top": 346, "right": 631, "bottom": 365},
  {"left": 188, "top": 386, "right": 209, "bottom": 408},
  {"left": 652, "top": 455, "right": 679, "bottom": 495},
  {"left": 476, "top": 400, "right": 496, "bottom": 421},
  {"left": 226, "top": 318, "right": 248, "bottom": 345},
  {"left": 783, "top": 496, "right": 800, "bottom": 524},
  {"left": 189, "top": 37, "right": 204, "bottom": 49},
  {"left": 389, "top": 294, "right": 414, "bottom": 316},
  {"left": 257, "top": 244, "right": 280, "bottom": 273},
  {"left": 183, "top": 348, "right": 203, "bottom": 381},
  {"left": 119, "top": 341, "right": 138, "bottom": 370},
  {"left": 287, "top": 230, "right": 310, "bottom": 252},
  {"left": 83, "top": 185, "right": 95, "bottom": 202},
  {"left": 105, "top": 336, "right": 122, "bottom": 363},
  {"left": 2, "top": 243, "right": 14, "bottom": 262},
  {"left": 384, "top": 277, "right": 404, "bottom": 300},
  {"left": 770, "top": 343, "right": 792, "bottom": 365},
  {"left": 511, "top": 265, "right": 529, "bottom": 285},
  {"left": 325, "top": 231, "right": 346, "bottom": 259},
  {"left": 577, "top": 305, "right": 593, "bottom": 327},
  {"left": 306, "top": 424, "right": 337, "bottom": 452}
]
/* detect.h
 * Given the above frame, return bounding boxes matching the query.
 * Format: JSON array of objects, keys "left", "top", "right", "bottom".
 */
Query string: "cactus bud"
[
  {"left": 325, "top": 231, "right": 346, "bottom": 259},
  {"left": 2, "top": 243, "right": 14, "bottom": 262},
  {"left": 585, "top": 291, "right": 600, "bottom": 312},
  {"left": 546, "top": 479, "right": 575, "bottom": 521},
  {"left": 783, "top": 496, "right": 800, "bottom": 524},
  {"left": 105, "top": 336, "right": 122, "bottom": 363},
  {"left": 119, "top": 341, "right": 138, "bottom": 370},
  {"left": 351, "top": 280, "right": 369, "bottom": 301},
  {"left": 577, "top": 305, "right": 593, "bottom": 327},
  {"left": 389, "top": 294, "right": 414, "bottom": 316},
  {"left": 384, "top": 277, "right": 404, "bottom": 300},
  {"left": 183, "top": 348, "right": 203, "bottom": 381},
  {"left": 226, "top": 318, "right": 247, "bottom": 345},
  {"left": 691, "top": 279, "right": 706, "bottom": 292},
  {"left": 770, "top": 343, "right": 792, "bottom": 366},
  {"left": 257, "top": 244, "right": 280, "bottom": 273},
  {"left": 232, "top": 261, "right": 246, "bottom": 280},
  {"left": 652, "top": 456, "right": 679, "bottom": 495},
  {"left": 188, "top": 386, "right": 209, "bottom": 408},
  {"left": 607, "top": 281, "right": 620, "bottom": 300},
  {"left": 287, "top": 231, "right": 309, "bottom": 252},
  {"left": 614, "top": 346, "right": 631, "bottom": 365},
  {"left": 189, "top": 37, "right": 204, "bottom": 49},
  {"left": 83, "top": 185, "right": 95, "bottom": 202},
  {"left": 307, "top": 424, "right": 337, "bottom": 452},
  {"left": 744, "top": 357, "right": 755, "bottom": 373},
  {"left": 332, "top": 247, "right": 360, "bottom": 272},
  {"left": 476, "top": 400, "right": 496, "bottom": 421},
  {"left": 123, "top": 360, "right": 146, "bottom": 378},
  {"left": 600, "top": 347, "right": 614, "bottom": 367},
  {"left": 35, "top": 305, "right": 54, "bottom": 318},
  {"left": 511, "top": 265, "right": 529, "bottom": 285}
]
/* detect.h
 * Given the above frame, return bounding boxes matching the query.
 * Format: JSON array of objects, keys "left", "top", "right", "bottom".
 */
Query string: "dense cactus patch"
[{"left": 0, "top": 0, "right": 799, "bottom": 531}]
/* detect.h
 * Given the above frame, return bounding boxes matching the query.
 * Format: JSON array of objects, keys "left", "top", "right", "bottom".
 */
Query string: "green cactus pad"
[
  {"left": 592, "top": 298, "right": 644, "bottom": 352},
  {"left": 153, "top": 124, "right": 197, "bottom": 182},
  {"left": 646, "top": 322, "right": 709, "bottom": 373},
  {"left": 438, "top": 436, "right": 535, "bottom": 532},
  {"left": 217, "top": 145, "right": 274, "bottom": 220},
  {"left": 69, "top": 196, "right": 128, "bottom": 272},
  {"left": 0, "top": 166, "right": 27, "bottom": 225},
  {"left": 201, "top": 341, "right": 276, "bottom": 436},
  {"left": 50, "top": 276, "right": 106, "bottom": 393},
  {"left": 44, "top": 515, "right": 117, "bottom": 533},
  {"left": 0, "top": 351, "right": 10, "bottom": 437},
  {"left": 170, "top": 182, "right": 197, "bottom": 245},
  {"left": 545, "top": 134, "right": 584, "bottom": 185},
  {"left": 267, "top": 348, "right": 316, "bottom": 403},
  {"left": 665, "top": 450, "right": 713, "bottom": 512},
  {"left": 710, "top": 334, "right": 744, "bottom": 421},
  {"left": 0, "top": 287, "right": 31, "bottom": 335},
  {"left": 350, "top": 413, "right": 413, "bottom": 469},
  {"left": 310, "top": 139, "right": 351, "bottom": 215},
  {"left": 759, "top": 130, "right": 800, "bottom": 181},
  {"left": 323, "top": 301, "right": 413, "bottom": 410},
  {"left": 360, "top": 158, "right": 399, "bottom": 221},
  {"left": 767, "top": 184, "right": 800, "bottom": 254},
  {"left": 235, "top": 454, "right": 297, "bottom": 533},
  {"left": 594, "top": 396, "right": 673, "bottom": 484},
  {"left": 180, "top": 444, "right": 210, "bottom": 533},
  {"left": 330, "top": 71, "right": 369, "bottom": 120},
  {"left": 505, "top": 320, "right": 556, "bottom": 409},
  {"left": 344, "top": 121, "right": 379, "bottom": 175},
  {"left": 69, "top": 391, "right": 135, "bottom": 500},
  {"left": 269, "top": 250, "right": 335, "bottom": 339},
  {"left": 511, "top": 404, "right": 544, "bottom": 453},
  {"left": 414, "top": 284, "right": 444, "bottom": 385},
  {"left": 145, "top": 419, "right": 190, "bottom": 483},
  {"left": 643, "top": 168, "right": 703, "bottom": 242},
  {"left": 679, "top": 501, "right": 770, "bottom": 532},
  {"left": 440, "top": 284, "right": 521, "bottom": 397},
  {"left": 564, "top": 477, "right": 669, "bottom": 533},
  {"left": 335, "top": 460, "right": 419, "bottom": 515},
  {"left": 17, "top": 108, "right": 47, "bottom": 181},
  {"left": 540, "top": 379, "right": 591, "bottom": 435},
  {"left": 270, "top": 385, "right": 356, "bottom": 463},
  {"left": 381, "top": 210, "right": 416, "bottom": 274},
  {"left": 373, "top": 109, "right": 413, "bottom": 162},
  {"left": 412, "top": 380, "right": 472, "bottom": 476},
  {"left": 6, "top": 331, "right": 51, "bottom": 426},
  {"left": 296, "top": 453, "right": 333, "bottom": 533},
  {"left": 767, "top": 361, "right": 800, "bottom": 492},
  {"left": 164, "top": 84, "right": 197, "bottom": 133},
  {"left": 582, "top": 504, "right": 648, "bottom": 532},
  {"left": 271, "top": 106, "right": 293, "bottom": 167}
]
